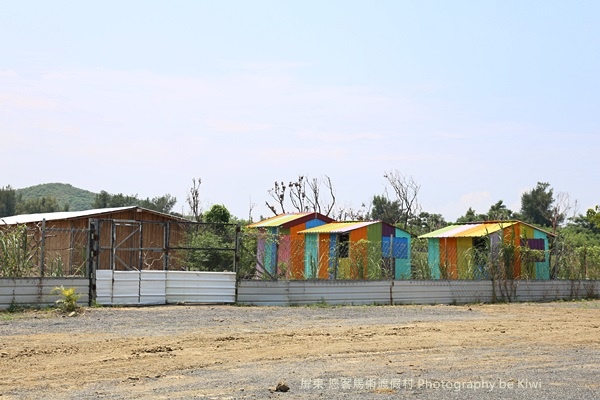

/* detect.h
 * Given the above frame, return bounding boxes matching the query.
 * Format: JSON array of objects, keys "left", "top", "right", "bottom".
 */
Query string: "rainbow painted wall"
[
  {"left": 247, "top": 213, "right": 335, "bottom": 279},
  {"left": 419, "top": 221, "right": 553, "bottom": 280},
  {"left": 299, "top": 221, "right": 412, "bottom": 280}
]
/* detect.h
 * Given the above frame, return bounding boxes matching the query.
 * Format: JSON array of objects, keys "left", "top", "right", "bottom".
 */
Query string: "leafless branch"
[
  {"left": 186, "top": 178, "right": 202, "bottom": 222},
  {"left": 383, "top": 170, "right": 422, "bottom": 230}
]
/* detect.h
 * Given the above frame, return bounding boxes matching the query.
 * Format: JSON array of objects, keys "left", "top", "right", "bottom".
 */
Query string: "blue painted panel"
[
  {"left": 428, "top": 239, "right": 441, "bottom": 279},
  {"left": 534, "top": 230, "right": 550, "bottom": 279},
  {"left": 382, "top": 237, "right": 409, "bottom": 259},
  {"left": 306, "top": 219, "right": 326, "bottom": 229},
  {"left": 382, "top": 237, "right": 392, "bottom": 257},
  {"left": 328, "top": 234, "right": 337, "bottom": 279}
]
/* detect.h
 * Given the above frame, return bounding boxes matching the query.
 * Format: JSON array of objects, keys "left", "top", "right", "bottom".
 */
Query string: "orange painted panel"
[
  {"left": 513, "top": 224, "right": 521, "bottom": 278},
  {"left": 318, "top": 235, "right": 330, "bottom": 279},
  {"left": 349, "top": 227, "right": 369, "bottom": 279},
  {"left": 289, "top": 224, "right": 305, "bottom": 279},
  {"left": 502, "top": 224, "right": 521, "bottom": 278},
  {"left": 439, "top": 237, "right": 458, "bottom": 279}
]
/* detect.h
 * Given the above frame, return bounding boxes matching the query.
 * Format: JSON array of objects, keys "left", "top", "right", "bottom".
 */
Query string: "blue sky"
[{"left": 1, "top": 1, "right": 598, "bottom": 221}]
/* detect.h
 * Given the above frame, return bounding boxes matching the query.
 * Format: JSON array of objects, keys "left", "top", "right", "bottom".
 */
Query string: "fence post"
[
  {"left": 234, "top": 224, "right": 241, "bottom": 274},
  {"left": 88, "top": 219, "right": 99, "bottom": 306},
  {"left": 40, "top": 218, "right": 46, "bottom": 277},
  {"left": 164, "top": 222, "right": 170, "bottom": 271}
]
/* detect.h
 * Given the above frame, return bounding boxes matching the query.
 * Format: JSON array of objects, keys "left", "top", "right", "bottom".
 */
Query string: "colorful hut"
[
  {"left": 298, "top": 221, "right": 412, "bottom": 280},
  {"left": 419, "top": 221, "right": 555, "bottom": 280},
  {"left": 247, "top": 213, "right": 335, "bottom": 279}
]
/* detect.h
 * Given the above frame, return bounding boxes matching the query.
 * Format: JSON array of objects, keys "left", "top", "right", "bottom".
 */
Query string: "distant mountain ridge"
[{"left": 16, "top": 183, "right": 96, "bottom": 212}]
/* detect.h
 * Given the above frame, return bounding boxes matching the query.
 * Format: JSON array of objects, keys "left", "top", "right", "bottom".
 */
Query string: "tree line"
[
  {"left": 0, "top": 185, "right": 177, "bottom": 217},
  {"left": 2, "top": 175, "right": 599, "bottom": 242}
]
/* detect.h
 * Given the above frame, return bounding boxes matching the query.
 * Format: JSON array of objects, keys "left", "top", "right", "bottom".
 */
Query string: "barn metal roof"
[
  {"left": 298, "top": 221, "right": 380, "bottom": 234},
  {"left": 418, "top": 221, "right": 554, "bottom": 239},
  {"left": 0, "top": 206, "right": 187, "bottom": 225}
]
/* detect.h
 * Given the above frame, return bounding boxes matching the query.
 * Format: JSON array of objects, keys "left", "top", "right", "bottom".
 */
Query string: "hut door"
[{"left": 111, "top": 220, "right": 143, "bottom": 271}]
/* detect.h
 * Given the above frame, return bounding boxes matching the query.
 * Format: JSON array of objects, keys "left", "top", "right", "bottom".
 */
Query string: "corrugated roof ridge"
[
  {"left": 0, "top": 206, "right": 137, "bottom": 225},
  {"left": 0, "top": 206, "right": 191, "bottom": 225}
]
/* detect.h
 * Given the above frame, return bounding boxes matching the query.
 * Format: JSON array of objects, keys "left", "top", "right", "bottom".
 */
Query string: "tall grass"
[{"left": 0, "top": 225, "right": 37, "bottom": 277}]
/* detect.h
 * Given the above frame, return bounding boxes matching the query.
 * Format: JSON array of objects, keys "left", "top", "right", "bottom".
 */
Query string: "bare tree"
[
  {"left": 333, "top": 202, "right": 369, "bottom": 221},
  {"left": 187, "top": 178, "right": 202, "bottom": 222},
  {"left": 383, "top": 170, "right": 422, "bottom": 230},
  {"left": 265, "top": 175, "right": 337, "bottom": 217},
  {"left": 547, "top": 191, "right": 578, "bottom": 235},
  {"left": 266, "top": 181, "right": 287, "bottom": 215},
  {"left": 248, "top": 197, "right": 257, "bottom": 223},
  {"left": 288, "top": 176, "right": 307, "bottom": 213},
  {"left": 306, "top": 175, "right": 336, "bottom": 217}
]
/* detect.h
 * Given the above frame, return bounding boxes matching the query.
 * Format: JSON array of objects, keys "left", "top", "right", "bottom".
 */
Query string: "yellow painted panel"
[{"left": 456, "top": 237, "right": 473, "bottom": 279}]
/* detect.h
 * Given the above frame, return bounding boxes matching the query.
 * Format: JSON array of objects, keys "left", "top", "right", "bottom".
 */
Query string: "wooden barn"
[
  {"left": 247, "top": 212, "right": 335, "bottom": 279},
  {"left": 298, "top": 221, "right": 412, "bottom": 280},
  {"left": 419, "top": 220, "right": 555, "bottom": 280},
  {"left": 0, "top": 207, "right": 190, "bottom": 276}
]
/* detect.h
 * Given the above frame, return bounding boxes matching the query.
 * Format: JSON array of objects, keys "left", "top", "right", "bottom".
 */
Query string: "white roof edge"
[{"left": 0, "top": 206, "right": 140, "bottom": 225}]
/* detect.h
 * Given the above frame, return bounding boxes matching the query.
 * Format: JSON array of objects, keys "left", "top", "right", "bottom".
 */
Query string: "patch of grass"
[
  {"left": 0, "top": 312, "right": 15, "bottom": 321},
  {"left": 89, "top": 300, "right": 103, "bottom": 308}
]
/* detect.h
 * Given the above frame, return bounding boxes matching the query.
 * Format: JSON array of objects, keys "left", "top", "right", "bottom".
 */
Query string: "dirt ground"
[{"left": 1, "top": 300, "right": 599, "bottom": 400}]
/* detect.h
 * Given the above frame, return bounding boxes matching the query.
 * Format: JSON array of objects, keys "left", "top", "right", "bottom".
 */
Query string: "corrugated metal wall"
[
  {"left": 238, "top": 280, "right": 392, "bottom": 306},
  {"left": 0, "top": 278, "right": 89, "bottom": 309},
  {"left": 238, "top": 280, "right": 600, "bottom": 306},
  {"left": 392, "top": 280, "right": 494, "bottom": 304},
  {"left": 95, "top": 270, "right": 236, "bottom": 306},
  {"left": 2, "top": 278, "right": 598, "bottom": 309}
]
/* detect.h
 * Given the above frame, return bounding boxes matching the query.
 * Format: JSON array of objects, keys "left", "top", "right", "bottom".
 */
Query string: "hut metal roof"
[
  {"left": 419, "top": 220, "right": 555, "bottom": 239},
  {"left": 298, "top": 221, "right": 380, "bottom": 234},
  {"left": 247, "top": 212, "right": 335, "bottom": 228}
]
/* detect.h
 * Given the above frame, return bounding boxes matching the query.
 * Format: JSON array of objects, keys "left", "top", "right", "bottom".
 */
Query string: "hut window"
[
  {"left": 473, "top": 237, "right": 488, "bottom": 266},
  {"left": 473, "top": 237, "right": 487, "bottom": 252},
  {"left": 338, "top": 233, "right": 349, "bottom": 258},
  {"left": 521, "top": 238, "right": 546, "bottom": 262}
]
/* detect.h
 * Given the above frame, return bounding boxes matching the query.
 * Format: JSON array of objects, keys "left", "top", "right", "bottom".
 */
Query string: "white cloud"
[{"left": 0, "top": 70, "right": 17, "bottom": 78}]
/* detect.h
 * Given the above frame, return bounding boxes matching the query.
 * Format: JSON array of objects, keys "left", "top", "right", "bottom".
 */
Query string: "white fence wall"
[
  {"left": 392, "top": 281, "right": 495, "bottom": 304},
  {"left": 95, "top": 270, "right": 236, "bottom": 306},
  {"left": 238, "top": 280, "right": 392, "bottom": 306},
  {"left": 0, "top": 278, "right": 89, "bottom": 309},
  {"left": 238, "top": 280, "right": 600, "bottom": 306},
  {"left": 2, "top": 278, "right": 599, "bottom": 309}
]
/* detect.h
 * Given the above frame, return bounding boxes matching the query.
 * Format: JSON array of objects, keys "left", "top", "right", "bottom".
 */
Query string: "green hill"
[{"left": 17, "top": 183, "right": 96, "bottom": 211}]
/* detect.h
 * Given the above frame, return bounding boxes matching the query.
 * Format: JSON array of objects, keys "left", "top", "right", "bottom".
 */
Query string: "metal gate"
[{"left": 88, "top": 218, "right": 240, "bottom": 304}]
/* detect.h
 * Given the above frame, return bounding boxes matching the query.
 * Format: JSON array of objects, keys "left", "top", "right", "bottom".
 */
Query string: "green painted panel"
[
  {"left": 264, "top": 227, "right": 278, "bottom": 275},
  {"left": 428, "top": 239, "right": 441, "bottom": 279},
  {"left": 534, "top": 229, "right": 550, "bottom": 279},
  {"left": 456, "top": 237, "right": 472, "bottom": 279},
  {"left": 395, "top": 258, "right": 411, "bottom": 280},
  {"left": 304, "top": 233, "right": 318, "bottom": 279},
  {"left": 366, "top": 224, "right": 382, "bottom": 276}
]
